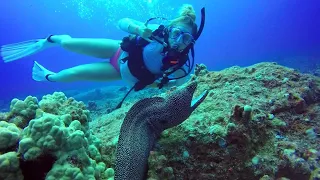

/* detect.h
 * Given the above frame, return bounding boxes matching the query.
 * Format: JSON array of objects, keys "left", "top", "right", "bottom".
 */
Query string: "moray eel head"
[{"left": 153, "top": 80, "right": 208, "bottom": 131}]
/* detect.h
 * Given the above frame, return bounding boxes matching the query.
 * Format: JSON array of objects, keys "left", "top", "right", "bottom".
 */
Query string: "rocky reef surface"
[{"left": 1, "top": 62, "right": 320, "bottom": 180}]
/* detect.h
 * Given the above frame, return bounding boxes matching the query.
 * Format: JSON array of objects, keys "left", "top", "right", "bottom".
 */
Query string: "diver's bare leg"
[
  {"left": 50, "top": 35, "right": 121, "bottom": 59},
  {"left": 48, "top": 61, "right": 121, "bottom": 82}
]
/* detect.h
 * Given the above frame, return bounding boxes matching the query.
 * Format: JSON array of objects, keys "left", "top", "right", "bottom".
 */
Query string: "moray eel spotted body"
[{"left": 114, "top": 81, "right": 208, "bottom": 180}]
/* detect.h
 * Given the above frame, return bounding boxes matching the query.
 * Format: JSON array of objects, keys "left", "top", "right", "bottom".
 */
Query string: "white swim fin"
[
  {"left": 32, "top": 61, "right": 56, "bottom": 82},
  {"left": 1, "top": 38, "right": 57, "bottom": 63}
]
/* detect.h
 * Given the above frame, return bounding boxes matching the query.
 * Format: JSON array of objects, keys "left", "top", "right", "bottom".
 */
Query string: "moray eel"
[{"left": 114, "top": 81, "right": 208, "bottom": 180}]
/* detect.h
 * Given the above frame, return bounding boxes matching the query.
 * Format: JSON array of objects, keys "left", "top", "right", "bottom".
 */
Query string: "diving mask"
[{"left": 168, "top": 27, "right": 195, "bottom": 46}]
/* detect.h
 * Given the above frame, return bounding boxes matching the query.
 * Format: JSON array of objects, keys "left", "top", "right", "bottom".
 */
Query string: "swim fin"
[
  {"left": 32, "top": 61, "right": 56, "bottom": 82},
  {"left": 0, "top": 38, "right": 57, "bottom": 63}
]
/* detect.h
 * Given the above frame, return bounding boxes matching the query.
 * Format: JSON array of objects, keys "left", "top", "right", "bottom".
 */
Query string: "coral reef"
[
  {"left": 0, "top": 92, "right": 113, "bottom": 180},
  {"left": 90, "top": 62, "right": 320, "bottom": 180},
  {"left": 0, "top": 62, "right": 319, "bottom": 180}
]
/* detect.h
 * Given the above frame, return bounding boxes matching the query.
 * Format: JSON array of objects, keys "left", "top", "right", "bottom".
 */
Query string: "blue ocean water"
[{"left": 0, "top": 0, "right": 319, "bottom": 105}]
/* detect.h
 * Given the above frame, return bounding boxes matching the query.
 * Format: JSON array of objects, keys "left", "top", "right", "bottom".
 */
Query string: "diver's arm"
[
  {"left": 169, "top": 66, "right": 191, "bottom": 86},
  {"left": 118, "top": 18, "right": 143, "bottom": 34},
  {"left": 149, "top": 68, "right": 191, "bottom": 88},
  {"left": 149, "top": 78, "right": 188, "bottom": 89},
  {"left": 118, "top": 18, "right": 159, "bottom": 34},
  {"left": 167, "top": 70, "right": 191, "bottom": 87}
]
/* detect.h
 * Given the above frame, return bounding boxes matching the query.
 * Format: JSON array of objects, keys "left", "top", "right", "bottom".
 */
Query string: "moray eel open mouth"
[{"left": 115, "top": 81, "right": 208, "bottom": 180}]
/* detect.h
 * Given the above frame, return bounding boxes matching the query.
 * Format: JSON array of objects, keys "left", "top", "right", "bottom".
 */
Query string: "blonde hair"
[{"left": 169, "top": 4, "right": 197, "bottom": 36}]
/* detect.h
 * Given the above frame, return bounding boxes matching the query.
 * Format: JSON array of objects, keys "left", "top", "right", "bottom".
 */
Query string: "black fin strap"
[
  {"left": 45, "top": 74, "right": 55, "bottom": 82},
  {"left": 47, "top": 35, "right": 55, "bottom": 43}
]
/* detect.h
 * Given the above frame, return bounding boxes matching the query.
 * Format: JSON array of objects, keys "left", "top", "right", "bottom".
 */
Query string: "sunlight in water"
[{"left": 62, "top": 0, "right": 175, "bottom": 26}]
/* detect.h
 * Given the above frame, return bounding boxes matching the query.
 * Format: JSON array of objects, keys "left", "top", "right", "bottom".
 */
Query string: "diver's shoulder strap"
[
  {"left": 120, "top": 34, "right": 157, "bottom": 91},
  {"left": 127, "top": 47, "right": 156, "bottom": 91}
]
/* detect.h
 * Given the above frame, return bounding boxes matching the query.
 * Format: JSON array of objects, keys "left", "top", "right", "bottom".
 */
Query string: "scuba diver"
[{"left": 1, "top": 4, "right": 205, "bottom": 107}]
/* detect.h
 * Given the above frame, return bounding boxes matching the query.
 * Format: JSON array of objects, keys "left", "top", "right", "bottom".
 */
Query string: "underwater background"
[
  {"left": 1, "top": 1, "right": 320, "bottom": 180},
  {"left": 0, "top": 0, "right": 319, "bottom": 107}
]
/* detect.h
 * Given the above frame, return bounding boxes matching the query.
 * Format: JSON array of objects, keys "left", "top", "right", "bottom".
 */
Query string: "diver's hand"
[{"left": 137, "top": 25, "right": 153, "bottom": 42}]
